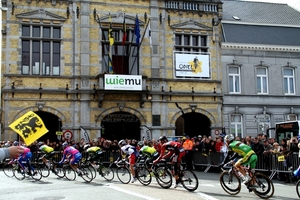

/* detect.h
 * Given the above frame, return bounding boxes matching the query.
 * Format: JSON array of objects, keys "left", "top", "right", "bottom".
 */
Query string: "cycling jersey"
[
  {"left": 120, "top": 144, "right": 139, "bottom": 165},
  {"left": 60, "top": 146, "right": 82, "bottom": 165},
  {"left": 39, "top": 145, "right": 54, "bottom": 154},
  {"left": 87, "top": 146, "right": 101, "bottom": 154},
  {"left": 155, "top": 141, "right": 185, "bottom": 163},
  {"left": 228, "top": 141, "right": 257, "bottom": 169},
  {"left": 139, "top": 146, "right": 158, "bottom": 157},
  {"left": 18, "top": 146, "right": 34, "bottom": 172}
]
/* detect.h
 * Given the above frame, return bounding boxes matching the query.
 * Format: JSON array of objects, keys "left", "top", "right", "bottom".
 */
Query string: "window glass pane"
[
  {"left": 43, "top": 42, "right": 50, "bottom": 75},
  {"left": 192, "top": 36, "right": 198, "bottom": 46},
  {"left": 235, "top": 76, "right": 240, "bottom": 92},
  {"left": 229, "top": 67, "right": 238, "bottom": 74},
  {"left": 22, "top": 40, "right": 30, "bottom": 74},
  {"left": 229, "top": 76, "right": 234, "bottom": 92},
  {"left": 201, "top": 36, "right": 207, "bottom": 46},
  {"left": 53, "top": 27, "right": 61, "bottom": 38},
  {"left": 175, "top": 35, "right": 181, "bottom": 45},
  {"left": 232, "top": 115, "right": 241, "bottom": 122},
  {"left": 32, "top": 41, "right": 40, "bottom": 74},
  {"left": 257, "top": 68, "right": 266, "bottom": 75},
  {"left": 262, "top": 77, "right": 267, "bottom": 93},
  {"left": 43, "top": 27, "right": 50, "bottom": 38},
  {"left": 284, "top": 78, "right": 288, "bottom": 93},
  {"left": 183, "top": 35, "right": 189, "bottom": 45},
  {"left": 22, "top": 26, "right": 30, "bottom": 37},
  {"left": 289, "top": 78, "right": 294, "bottom": 93},
  {"left": 257, "top": 77, "right": 261, "bottom": 93},
  {"left": 284, "top": 68, "right": 293, "bottom": 76},
  {"left": 33, "top": 26, "right": 40, "bottom": 37}
]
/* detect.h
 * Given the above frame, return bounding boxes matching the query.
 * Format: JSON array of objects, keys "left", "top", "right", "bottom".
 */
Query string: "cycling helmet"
[
  {"left": 158, "top": 136, "right": 168, "bottom": 142},
  {"left": 137, "top": 141, "right": 144, "bottom": 148},
  {"left": 83, "top": 144, "right": 90, "bottom": 151},
  {"left": 13, "top": 141, "right": 19, "bottom": 146},
  {"left": 118, "top": 139, "right": 126, "bottom": 146},
  {"left": 224, "top": 134, "right": 234, "bottom": 142},
  {"left": 62, "top": 141, "right": 69, "bottom": 149},
  {"left": 37, "top": 141, "right": 43, "bottom": 146}
]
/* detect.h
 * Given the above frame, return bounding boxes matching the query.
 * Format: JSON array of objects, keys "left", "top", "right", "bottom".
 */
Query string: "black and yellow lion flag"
[{"left": 9, "top": 111, "right": 49, "bottom": 146}]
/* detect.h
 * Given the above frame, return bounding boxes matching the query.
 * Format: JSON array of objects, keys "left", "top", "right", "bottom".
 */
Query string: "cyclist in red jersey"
[{"left": 153, "top": 136, "right": 186, "bottom": 188}]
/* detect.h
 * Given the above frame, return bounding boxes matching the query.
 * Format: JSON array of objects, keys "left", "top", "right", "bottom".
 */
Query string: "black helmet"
[
  {"left": 159, "top": 136, "right": 168, "bottom": 142},
  {"left": 137, "top": 141, "right": 144, "bottom": 148}
]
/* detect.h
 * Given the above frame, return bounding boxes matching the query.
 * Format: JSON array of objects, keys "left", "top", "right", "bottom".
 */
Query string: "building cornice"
[
  {"left": 222, "top": 42, "right": 300, "bottom": 52},
  {"left": 221, "top": 20, "right": 300, "bottom": 28}
]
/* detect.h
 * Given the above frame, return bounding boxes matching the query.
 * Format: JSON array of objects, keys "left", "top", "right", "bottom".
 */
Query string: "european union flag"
[{"left": 134, "top": 14, "right": 140, "bottom": 45}]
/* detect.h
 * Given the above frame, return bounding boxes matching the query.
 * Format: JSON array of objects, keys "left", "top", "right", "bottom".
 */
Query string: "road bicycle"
[
  {"left": 219, "top": 160, "right": 274, "bottom": 199},
  {"left": 2, "top": 158, "right": 17, "bottom": 178},
  {"left": 61, "top": 161, "right": 94, "bottom": 183},
  {"left": 81, "top": 156, "right": 114, "bottom": 181},
  {"left": 166, "top": 160, "right": 199, "bottom": 191},
  {"left": 113, "top": 158, "right": 132, "bottom": 184},
  {"left": 12, "top": 159, "right": 43, "bottom": 181},
  {"left": 32, "top": 153, "right": 65, "bottom": 178},
  {"left": 133, "top": 155, "right": 173, "bottom": 188}
]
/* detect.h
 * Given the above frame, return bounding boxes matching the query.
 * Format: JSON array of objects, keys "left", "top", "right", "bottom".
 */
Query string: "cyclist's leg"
[
  {"left": 129, "top": 154, "right": 136, "bottom": 178},
  {"left": 27, "top": 152, "right": 35, "bottom": 172},
  {"left": 18, "top": 155, "right": 26, "bottom": 170},
  {"left": 175, "top": 151, "right": 185, "bottom": 184},
  {"left": 70, "top": 153, "right": 82, "bottom": 173}
]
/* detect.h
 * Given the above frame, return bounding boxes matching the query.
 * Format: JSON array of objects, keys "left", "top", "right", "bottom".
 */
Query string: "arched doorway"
[
  {"left": 34, "top": 111, "right": 62, "bottom": 143},
  {"left": 101, "top": 111, "right": 141, "bottom": 141},
  {"left": 175, "top": 112, "right": 211, "bottom": 138}
]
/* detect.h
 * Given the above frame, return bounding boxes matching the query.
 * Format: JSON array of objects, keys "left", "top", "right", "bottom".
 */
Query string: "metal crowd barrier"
[{"left": 8, "top": 150, "right": 300, "bottom": 180}]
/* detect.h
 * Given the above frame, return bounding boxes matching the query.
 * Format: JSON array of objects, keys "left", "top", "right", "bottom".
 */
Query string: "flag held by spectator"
[
  {"left": 9, "top": 111, "right": 49, "bottom": 146},
  {"left": 134, "top": 14, "right": 140, "bottom": 45},
  {"left": 80, "top": 126, "right": 90, "bottom": 143},
  {"left": 122, "top": 13, "right": 126, "bottom": 46}
]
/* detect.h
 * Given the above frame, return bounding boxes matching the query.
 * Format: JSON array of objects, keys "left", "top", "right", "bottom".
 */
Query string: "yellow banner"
[{"left": 9, "top": 111, "right": 49, "bottom": 146}]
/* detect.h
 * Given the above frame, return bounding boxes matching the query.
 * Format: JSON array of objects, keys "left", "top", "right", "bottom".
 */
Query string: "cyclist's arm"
[{"left": 220, "top": 151, "right": 238, "bottom": 166}]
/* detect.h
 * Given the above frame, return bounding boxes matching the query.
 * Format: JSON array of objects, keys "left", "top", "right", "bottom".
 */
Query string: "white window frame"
[
  {"left": 229, "top": 66, "right": 241, "bottom": 94},
  {"left": 230, "top": 114, "right": 243, "bottom": 138},
  {"left": 256, "top": 67, "right": 268, "bottom": 94},
  {"left": 283, "top": 68, "right": 295, "bottom": 95}
]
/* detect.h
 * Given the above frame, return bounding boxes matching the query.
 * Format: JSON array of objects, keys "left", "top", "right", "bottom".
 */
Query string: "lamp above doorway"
[{"left": 36, "top": 102, "right": 45, "bottom": 111}]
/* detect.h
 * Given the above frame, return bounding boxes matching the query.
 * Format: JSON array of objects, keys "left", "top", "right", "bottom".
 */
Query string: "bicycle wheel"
[
  {"left": 80, "top": 167, "right": 94, "bottom": 183},
  {"left": 155, "top": 166, "right": 172, "bottom": 189},
  {"left": 136, "top": 166, "right": 151, "bottom": 186},
  {"left": 116, "top": 167, "right": 131, "bottom": 184},
  {"left": 296, "top": 180, "right": 300, "bottom": 198},
  {"left": 37, "top": 163, "right": 50, "bottom": 178},
  {"left": 3, "top": 163, "right": 15, "bottom": 178},
  {"left": 219, "top": 170, "right": 241, "bottom": 195},
  {"left": 14, "top": 166, "right": 25, "bottom": 180},
  {"left": 64, "top": 166, "right": 76, "bottom": 181},
  {"left": 53, "top": 165, "right": 65, "bottom": 178},
  {"left": 180, "top": 169, "right": 199, "bottom": 192},
  {"left": 100, "top": 165, "right": 114, "bottom": 181},
  {"left": 252, "top": 172, "right": 274, "bottom": 199},
  {"left": 30, "top": 169, "right": 43, "bottom": 181}
]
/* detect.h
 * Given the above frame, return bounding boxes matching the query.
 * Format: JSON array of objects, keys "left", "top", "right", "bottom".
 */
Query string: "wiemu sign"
[{"left": 104, "top": 74, "right": 142, "bottom": 91}]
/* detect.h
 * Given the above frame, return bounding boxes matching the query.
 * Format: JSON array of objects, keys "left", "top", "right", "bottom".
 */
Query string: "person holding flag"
[{"left": 0, "top": 145, "right": 24, "bottom": 161}]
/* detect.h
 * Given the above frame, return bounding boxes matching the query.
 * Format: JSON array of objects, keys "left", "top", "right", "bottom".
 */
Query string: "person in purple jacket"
[{"left": 59, "top": 142, "right": 83, "bottom": 176}]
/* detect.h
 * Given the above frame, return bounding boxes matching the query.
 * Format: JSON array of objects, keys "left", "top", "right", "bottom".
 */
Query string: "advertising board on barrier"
[{"left": 174, "top": 53, "right": 210, "bottom": 78}]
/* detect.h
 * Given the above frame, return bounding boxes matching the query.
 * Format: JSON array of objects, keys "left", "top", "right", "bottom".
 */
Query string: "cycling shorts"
[{"left": 236, "top": 151, "right": 257, "bottom": 169}]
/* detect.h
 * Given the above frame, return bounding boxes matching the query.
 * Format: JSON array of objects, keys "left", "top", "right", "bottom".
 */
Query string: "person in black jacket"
[{"left": 251, "top": 137, "right": 264, "bottom": 155}]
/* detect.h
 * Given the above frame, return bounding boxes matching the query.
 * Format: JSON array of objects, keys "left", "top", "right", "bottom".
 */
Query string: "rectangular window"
[
  {"left": 174, "top": 34, "right": 208, "bottom": 53},
  {"left": 284, "top": 68, "right": 295, "bottom": 95},
  {"left": 230, "top": 115, "right": 243, "bottom": 138},
  {"left": 21, "top": 25, "right": 61, "bottom": 76},
  {"left": 257, "top": 68, "right": 268, "bottom": 94},
  {"left": 229, "top": 66, "right": 240, "bottom": 93},
  {"left": 101, "top": 28, "right": 137, "bottom": 75}
]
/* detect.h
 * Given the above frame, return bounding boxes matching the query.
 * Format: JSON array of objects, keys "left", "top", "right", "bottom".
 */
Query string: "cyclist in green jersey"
[
  {"left": 38, "top": 142, "right": 55, "bottom": 169},
  {"left": 84, "top": 144, "right": 103, "bottom": 169},
  {"left": 137, "top": 141, "right": 159, "bottom": 164},
  {"left": 221, "top": 134, "right": 258, "bottom": 184}
]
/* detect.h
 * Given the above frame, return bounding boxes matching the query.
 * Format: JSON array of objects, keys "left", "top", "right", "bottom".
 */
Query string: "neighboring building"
[
  {"left": 221, "top": 0, "right": 300, "bottom": 139},
  {"left": 1, "top": 0, "right": 224, "bottom": 142}
]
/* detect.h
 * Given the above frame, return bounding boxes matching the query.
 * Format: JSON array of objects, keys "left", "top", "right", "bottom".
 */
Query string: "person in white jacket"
[{"left": 0, "top": 146, "right": 24, "bottom": 161}]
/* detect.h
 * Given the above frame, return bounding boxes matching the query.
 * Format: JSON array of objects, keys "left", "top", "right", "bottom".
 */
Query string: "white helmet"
[
  {"left": 118, "top": 140, "right": 126, "bottom": 146},
  {"left": 84, "top": 144, "right": 90, "bottom": 150},
  {"left": 224, "top": 134, "right": 234, "bottom": 142}
]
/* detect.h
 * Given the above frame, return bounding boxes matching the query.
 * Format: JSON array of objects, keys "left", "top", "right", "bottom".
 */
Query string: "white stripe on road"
[
  {"left": 199, "top": 184, "right": 215, "bottom": 187},
  {"left": 197, "top": 192, "right": 220, "bottom": 200},
  {"left": 107, "top": 183, "right": 161, "bottom": 200}
]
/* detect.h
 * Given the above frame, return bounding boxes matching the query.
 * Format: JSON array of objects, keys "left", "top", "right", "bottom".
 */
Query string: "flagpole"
[
  {"left": 130, "top": 19, "right": 150, "bottom": 74},
  {"left": 96, "top": 15, "right": 110, "bottom": 72}
]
